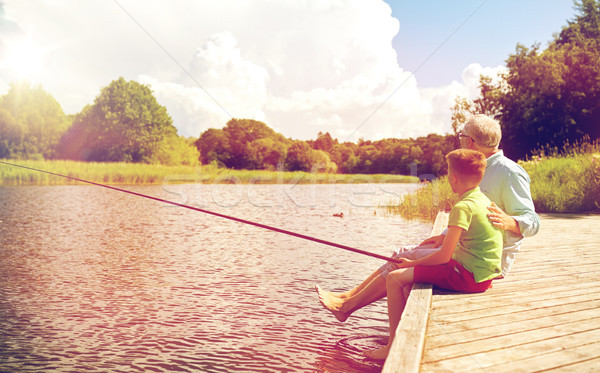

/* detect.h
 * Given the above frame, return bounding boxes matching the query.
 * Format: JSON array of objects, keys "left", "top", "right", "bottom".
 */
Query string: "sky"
[{"left": 0, "top": 0, "right": 575, "bottom": 142}]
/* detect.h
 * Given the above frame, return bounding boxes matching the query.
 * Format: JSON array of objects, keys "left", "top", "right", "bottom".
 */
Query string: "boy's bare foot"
[
  {"left": 363, "top": 345, "right": 390, "bottom": 360},
  {"left": 315, "top": 285, "right": 350, "bottom": 322}
]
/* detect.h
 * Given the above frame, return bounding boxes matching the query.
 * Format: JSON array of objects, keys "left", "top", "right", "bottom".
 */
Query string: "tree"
[
  {"left": 153, "top": 135, "right": 199, "bottom": 166},
  {"left": 246, "top": 137, "right": 287, "bottom": 170},
  {"left": 0, "top": 108, "right": 22, "bottom": 158},
  {"left": 222, "top": 118, "right": 289, "bottom": 169},
  {"left": 455, "top": 0, "right": 600, "bottom": 160},
  {"left": 0, "top": 81, "right": 71, "bottom": 159},
  {"left": 59, "top": 77, "right": 177, "bottom": 163},
  {"left": 329, "top": 142, "right": 356, "bottom": 172},
  {"left": 195, "top": 118, "right": 290, "bottom": 170},
  {"left": 556, "top": 0, "right": 600, "bottom": 46},
  {"left": 501, "top": 39, "right": 600, "bottom": 159},
  {"left": 284, "top": 141, "right": 314, "bottom": 171},
  {"left": 284, "top": 140, "right": 335, "bottom": 172},
  {"left": 310, "top": 132, "right": 337, "bottom": 152},
  {"left": 195, "top": 128, "right": 231, "bottom": 167}
]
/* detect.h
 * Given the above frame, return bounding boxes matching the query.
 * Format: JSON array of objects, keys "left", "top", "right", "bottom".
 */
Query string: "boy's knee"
[{"left": 386, "top": 271, "right": 404, "bottom": 289}]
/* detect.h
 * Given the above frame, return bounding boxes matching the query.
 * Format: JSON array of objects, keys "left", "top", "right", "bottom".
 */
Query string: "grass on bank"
[
  {"left": 0, "top": 159, "right": 419, "bottom": 186},
  {"left": 386, "top": 138, "right": 600, "bottom": 221},
  {"left": 383, "top": 177, "right": 456, "bottom": 221},
  {"left": 525, "top": 138, "right": 600, "bottom": 213}
]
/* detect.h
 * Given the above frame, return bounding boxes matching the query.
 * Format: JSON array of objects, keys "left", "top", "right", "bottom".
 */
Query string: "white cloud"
[
  {"left": 0, "top": 0, "right": 508, "bottom": 142},
  {"left": 461, "top": 63, "right": 508, "bottom": 99}
]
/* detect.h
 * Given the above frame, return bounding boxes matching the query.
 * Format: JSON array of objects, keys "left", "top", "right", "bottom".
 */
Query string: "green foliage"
[
  {"left": 224, "top": 118, "right": 289, "bottom": 169},
  {"left": 525, "top": 154, "right": 600, "bottom": 212},
  {"left": 0, "top": 108, "right": 22, "bottom": 158},
  {"left": 500, "top": 37, "right": 600, "bottom": 160},
  {"left": 0, "top": 81, "right": 71, "bottom": 159},
  {"left": 458, "top": 0, "right": 600, "bottom": 160},
  {"left": 286, "top": 141, "right": 337, "bottom": 173},
  {"left": 450, "top": 1, "right": 600, "bottom": 160},
  {"left": 195, "top": 118, "right": 290, "bottom": 170},
  {"left": 524, "top": 136, "right": 600, "bottom": 212},
  {"left": 0, "top": 159, "right": 197, "bottom": 185},
  {"left": 556, "top": 0, "right": 600, "bottom": 46},
  {"left": 153, "top": 135, "right": 200, "bottom": 166},
  {"left": 195, "top": 128, "right": 231, "bottom": 167},
  {"left": 386, "top": 138, "right": 600, "bottom": 221},
  {"left": 58, "top": 77, "right": 193, "bottom": 164},
  {"left": 308, "top": 132, "right": 337, "bottom": 152},
  {"left": 195, "top": 121, "right": 458, "bottom": 176}
]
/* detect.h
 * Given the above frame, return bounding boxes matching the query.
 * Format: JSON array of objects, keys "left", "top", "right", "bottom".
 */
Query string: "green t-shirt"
[{"left": 449, "top": 187, "right": 503, "bottom": 283}]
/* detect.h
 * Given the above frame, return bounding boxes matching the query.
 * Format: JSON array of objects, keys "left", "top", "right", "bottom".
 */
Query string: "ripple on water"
[{"left": 0, "top": 184, "right": 430, "bottom": 372}]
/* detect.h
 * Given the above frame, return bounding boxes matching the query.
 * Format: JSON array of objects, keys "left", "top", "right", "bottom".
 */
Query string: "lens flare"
[{"left": 3, "top": 37, "right": 45, "bottom": 78}]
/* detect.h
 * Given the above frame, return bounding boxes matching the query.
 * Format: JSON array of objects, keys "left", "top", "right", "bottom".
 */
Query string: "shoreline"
[{"left": 0, "top": 159, "right": 420, "bottom": 186}]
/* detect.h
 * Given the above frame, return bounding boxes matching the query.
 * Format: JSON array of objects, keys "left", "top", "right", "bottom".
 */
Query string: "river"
[{"left": 0, "top": 183, "right": 431, "bottom": 372}]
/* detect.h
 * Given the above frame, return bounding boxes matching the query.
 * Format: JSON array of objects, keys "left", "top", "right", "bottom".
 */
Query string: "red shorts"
[{"left": 414, "top": 259, "right": 492, "bottom": 293}]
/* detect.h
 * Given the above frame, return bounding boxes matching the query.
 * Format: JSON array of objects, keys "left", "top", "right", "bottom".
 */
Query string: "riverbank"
[
  {"left": 0, "top": 159, "right": 419, "bottom": 186},
  {"left": 384, "top": 146, "right": 600, "bottom": 221}
]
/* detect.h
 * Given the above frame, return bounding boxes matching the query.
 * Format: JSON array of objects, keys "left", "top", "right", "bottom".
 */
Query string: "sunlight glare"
[{"left": 4, "top": 37, "right": 45, "bottom": 78}]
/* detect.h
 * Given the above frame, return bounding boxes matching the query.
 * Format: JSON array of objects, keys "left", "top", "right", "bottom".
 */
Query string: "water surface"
[{"left": 0, "top": 183, "right": 430, "bottom": 372}]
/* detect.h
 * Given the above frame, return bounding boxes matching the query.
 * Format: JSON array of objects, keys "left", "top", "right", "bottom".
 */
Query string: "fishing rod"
[{"left": 0, "top": 160, "right": 404, "bottom": 264}]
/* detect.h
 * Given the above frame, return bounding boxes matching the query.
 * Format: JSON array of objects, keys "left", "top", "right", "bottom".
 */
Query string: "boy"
[{"left": 356, "top": 149, "right": 502, "bottom": 359}]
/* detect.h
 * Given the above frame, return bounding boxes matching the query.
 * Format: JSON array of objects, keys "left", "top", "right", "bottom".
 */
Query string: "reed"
[
  {"left": 385, "top": 137, "right": 600, "bottom": 221},
  {"left": 0, "top": 159, "right": 419, "bottom": 186},
  {"left": 383, "top": 177, "right": 457, "bottom": 222},
  {"left": 524, "top": 155, "right": 600, "bottom": 213},
  {"left": 523, "top": 136, "right": 600, "bottom": 213}
]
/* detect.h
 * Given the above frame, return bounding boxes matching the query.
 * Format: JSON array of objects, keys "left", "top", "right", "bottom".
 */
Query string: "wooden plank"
[
  {"left": 427, "top": 288, "right": 600, "bottom": 325},
  {"left": 487, "top": 341, "right": 600, "bottom": 373},
  {"left": 422, "top": 316, "right": 600, "bottom": 364},
  {"left": 428, "top": 280, "right": 600, "bottom": 312},
  {"left": 426, "top": 298, "right": 600, "bottom": 338},
  {"left": 382, "top": 282, "right": 433, "bottom": 372},
  {"left": 422, "top": 329, "right": 600, "bottom": 372},
  {"left": 382, "top": 210, "right": 447, "bottom": 373},
  {"left": 430, "top": 280, "right": 600, "bottom": 310},
  {"left": 541, "top": 356, "right": 600, "bottom": 373},
  {"left": 420, "top": 213, "right": 600, "bottom": 372}
]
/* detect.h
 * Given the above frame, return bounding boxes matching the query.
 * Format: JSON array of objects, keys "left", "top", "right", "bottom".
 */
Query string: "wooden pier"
[{"left": 384, "top": 212, "right": 600, "bottom": 372}]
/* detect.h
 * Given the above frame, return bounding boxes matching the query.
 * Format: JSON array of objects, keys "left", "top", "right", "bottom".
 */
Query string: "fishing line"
[{"left": 0, "top": 161, "right": 404, "bottom": 264}]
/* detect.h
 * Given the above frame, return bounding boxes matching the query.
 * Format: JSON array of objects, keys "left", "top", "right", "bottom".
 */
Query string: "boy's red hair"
[{"left": 446, "top": 149, "right": 486, "bottom": 186}]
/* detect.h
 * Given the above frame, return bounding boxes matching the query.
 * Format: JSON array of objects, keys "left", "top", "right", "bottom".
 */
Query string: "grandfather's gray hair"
[{"left": 464, "top": 114, "right": 502, "bottom": 148}]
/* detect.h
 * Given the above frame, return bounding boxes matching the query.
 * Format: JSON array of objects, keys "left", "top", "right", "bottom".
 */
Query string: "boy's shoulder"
[
  {"left": 449, "top": 188, "right": 491, "bottom": 229},
  {"left": 453, "top": 187, "right": 491, "bottom": 211}
]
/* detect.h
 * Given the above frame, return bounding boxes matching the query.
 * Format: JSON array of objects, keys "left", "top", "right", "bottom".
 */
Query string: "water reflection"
[{"left": 0, "top": 183, "right": 430, "bottom": 372}]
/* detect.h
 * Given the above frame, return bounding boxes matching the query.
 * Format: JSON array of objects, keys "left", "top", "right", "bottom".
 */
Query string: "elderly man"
[{"left": 316, "top": 114, "right": 540, "bottom": 323}]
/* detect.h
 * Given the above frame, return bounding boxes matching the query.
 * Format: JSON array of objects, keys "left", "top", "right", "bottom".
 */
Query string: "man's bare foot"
[
  {"left": 315, "top": 285, "right": 350, "bottom": 322},
  {"left": 363, "top": 345, "right": 390, "bottom": 360}
]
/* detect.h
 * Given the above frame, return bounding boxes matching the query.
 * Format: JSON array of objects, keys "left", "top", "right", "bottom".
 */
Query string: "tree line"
[
  {"left": 0, "top": 78, "right": 199, "bottom": 166},
  {"left": 195, "top": 119, "right": 457, "bottom": 176},
  {"left": 0, "top": 78, "right": 457, "bottom": 177},
  {"left": 452, "top": 0, "right": 600, "bottom": 160}
]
